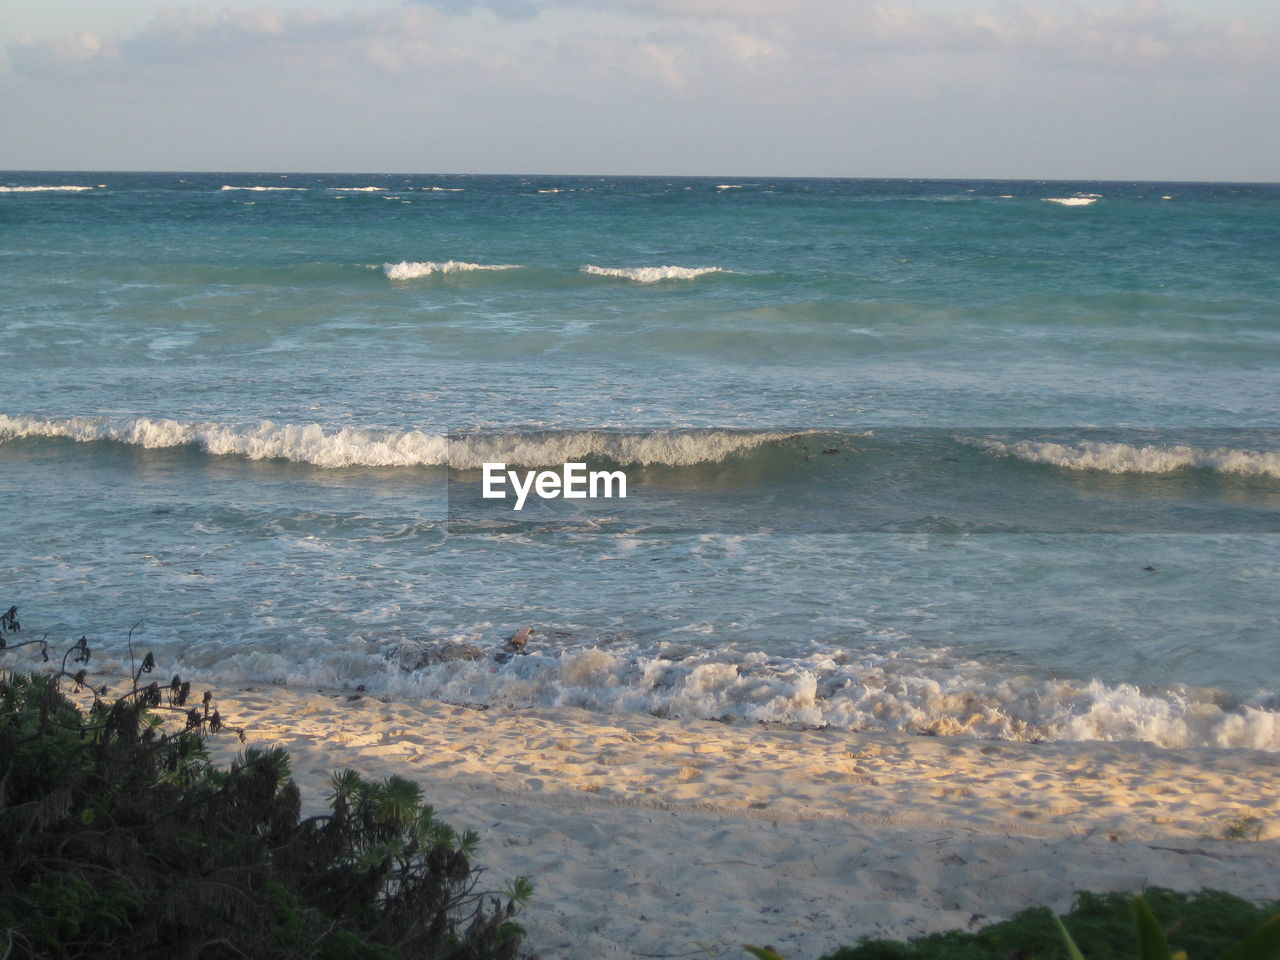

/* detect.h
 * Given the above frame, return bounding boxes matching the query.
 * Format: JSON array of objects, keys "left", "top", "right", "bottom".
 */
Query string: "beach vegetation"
[
  {"left": 1221, "top": 817, "right": 1266, "bottom": 842},
  {"left": 746, "top": 888, "right": 1280, "bottom": 960},
  {"left": 0, "top": 609, "right": 530, "bottom": 960}
]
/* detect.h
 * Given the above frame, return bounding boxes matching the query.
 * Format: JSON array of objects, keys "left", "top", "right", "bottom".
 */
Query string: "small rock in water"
[{"left": 506, "top": 626, "right": 534, "bottom": 653}]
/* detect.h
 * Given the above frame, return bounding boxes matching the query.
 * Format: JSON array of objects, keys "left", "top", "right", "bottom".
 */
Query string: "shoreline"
[{"left": 199, "top": 682, "right": 1280, "bottom": 960}]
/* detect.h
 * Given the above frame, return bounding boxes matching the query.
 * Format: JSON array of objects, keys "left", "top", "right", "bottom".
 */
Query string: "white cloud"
[
  {"left": 8, "top": 1, "right": 1272, "bottom": 84},
  {"left": 2, "top": 1, "right": 1276, "bottom": 177}
]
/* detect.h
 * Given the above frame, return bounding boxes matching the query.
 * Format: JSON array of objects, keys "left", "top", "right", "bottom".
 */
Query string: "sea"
[{"left": 1, "top": 172, "right": 1277, "bottom": 751}]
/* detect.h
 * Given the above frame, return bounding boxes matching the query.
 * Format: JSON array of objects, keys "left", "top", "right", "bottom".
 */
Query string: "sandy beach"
[{"left": 198, "top": 684, "right": 1280, "bottom": 960}]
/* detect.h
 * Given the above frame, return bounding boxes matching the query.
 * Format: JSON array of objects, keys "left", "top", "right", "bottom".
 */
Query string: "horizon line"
[{"left": 2, "top": 168, "right": 1278, "bottom": 187}]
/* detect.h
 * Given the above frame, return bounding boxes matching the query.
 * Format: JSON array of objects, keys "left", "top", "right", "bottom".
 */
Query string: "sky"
[{"left": 1, "top": 0, "right": 1277, "bottom": 180}]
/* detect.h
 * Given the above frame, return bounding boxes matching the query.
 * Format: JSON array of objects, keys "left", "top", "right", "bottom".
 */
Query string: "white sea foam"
[
  {"left": 371, "top": 641, "right": 1280, "bottom": 751},
  {"left": 18, "top": 605, "right": 1278, "bottom": 750},
  {"left": 328, "top": 186, "right": 385, "bottom": 192},
  {"left": 446, "top": 428, "right": 800, "bottom": 469},
  {"left": 419, "top": 187, "right": 464, "bottom": 192},
  {"left": 581, "top": 264, "right": 731, "bottom": 282},
  {"left": 0, "top": 185, "right": 94, "bottom": 192},
  {"left": 716, "top": 184, "right": 742, "bottom": 190},
  {"left": 220, "top": 185, "right": 308, "bottom": 192},
  {"left": 0, "top": 415, "right": 449, "bottom": 468},
  {"left": 1044, "top": 197, "right": 1097, "bottom": 206},
  {"left": 537, "top": 188, "right": 565, "bottom": 194},
  {"left": 381, "top": 260, "right": 523, "bottom": 280},
  {"left": 0, "top": 415, "right": 801, "bottom": 470},
  {"left": 976, "top": 439, "right": 1280, "bottom": 478}
]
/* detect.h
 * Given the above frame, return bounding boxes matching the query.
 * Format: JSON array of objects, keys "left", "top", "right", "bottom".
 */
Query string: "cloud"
[
  {"left": 8, "top": 7, "right": 486, "bottom": 84},
  {"left": 8, "top": 0, "right": 1273, "bottom": 87},
  {"left": 3, "top": 0, "right": 1275, "bottom": 178},
  {"left": 406, "top": 0, "right": 546, "bottom": 18}
]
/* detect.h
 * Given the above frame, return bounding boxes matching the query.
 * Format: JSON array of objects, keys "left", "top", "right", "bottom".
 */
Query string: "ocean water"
[{"left": 2, "top": 172, "right": 1278, "bottom": 750}]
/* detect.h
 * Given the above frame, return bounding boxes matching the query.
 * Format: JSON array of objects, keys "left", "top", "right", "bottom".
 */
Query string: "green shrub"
[
  {"left": 744, "top": 889, "right": 1280, "bottom": 960},
  {"left": 813, "top": 890, "right": 1280, "bottom": 960},
  {"left": 0, "top": 610, "right": 530, "bottom": 960}
]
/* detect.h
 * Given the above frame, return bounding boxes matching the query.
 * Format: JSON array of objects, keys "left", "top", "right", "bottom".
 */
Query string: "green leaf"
[
  {"left": 375, "top": 775, "right": 422, "bottom": 827},
  {"left": 1055, "top": 914, "right": 1087, "bottom": 960},
  {"left": 1217, "top": 912, "right": 1280, "bottom": 960},
  {"left": 504, "top": 876, "right": 535, "bottom": 905},
  {"left": 329, "top": 768, "right": 364, "bottom": 804},
  {"left": 1134, "top": 896, "right": 1174, "bottom": 960},
  {"left": 744, "top": 946, "right": 789, "bottom": 960}
]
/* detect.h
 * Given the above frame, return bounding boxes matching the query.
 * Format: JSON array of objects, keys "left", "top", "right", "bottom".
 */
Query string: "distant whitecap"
[
  {"left": 0, "top": 185, "right": 94, "bottom": 192},
  {"left": 220, "top": 185, "right": 307, "bottom": 191},
  {"left": 580, "top": 264, "right": 731, "bottom": 282},
  {"left": 975, "top": 438, "right": 1280, "bottom": 479},
  {"left": 381, "top": 260, "right": 523, "bottom": 280}
]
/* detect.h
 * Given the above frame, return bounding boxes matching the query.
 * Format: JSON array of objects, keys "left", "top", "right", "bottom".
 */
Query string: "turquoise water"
[{"left": 2, "top": 172, "right": 1278, "bottom": 748}]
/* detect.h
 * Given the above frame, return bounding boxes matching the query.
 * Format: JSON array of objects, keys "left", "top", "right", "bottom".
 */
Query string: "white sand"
[{"left": 199, "top": 685, "right": 1280, "bottom": 960}]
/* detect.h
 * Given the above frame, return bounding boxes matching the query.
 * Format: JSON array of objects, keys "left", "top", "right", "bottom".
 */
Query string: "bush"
[
  {"left": 810, "top": 889, "right": 1280, "bottom": 960},
  {"left": 0, "top": 609, "right": 530, "bottom": 959}
]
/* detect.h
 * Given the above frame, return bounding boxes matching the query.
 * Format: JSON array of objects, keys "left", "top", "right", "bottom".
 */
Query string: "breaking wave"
[
  {"left": 381, "top": 260, "right": 524, "bottom": 279},
  {"left": 0, "top": 415, "right": 806, "bottom": 470},
  {"left": 1044, "top": 197, "right": 1098, "bottom": 206},
  {"left": 0, "top": 185, "right": 94, "bottom": 192},
  {"left": 369, "top": 640, "right": 1280, "bottom": 751},
  {"left": 444, "top": 428, "right": 803, "bottom": 469},
  {"left": 978, "top": 439, "right": 1280, "bottom": 479},
  {"left": 581, "top": 264, "right": 731, "bottom": 282},
  {"left": 10, "top": 417, "right": 1276, "bottom": 483},
  {"left": 328, "top": 186, "right": 385, "bottom": 192},
  {"left": 0, "top": 415, "right": 448, "bottom": 468},
  {"left": 220, "top": 185, "right": 308, "bottom": 192}
]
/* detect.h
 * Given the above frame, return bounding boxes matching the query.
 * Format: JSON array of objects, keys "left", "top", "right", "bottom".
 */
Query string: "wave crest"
[
  {"left": 1044, "top": 197, "right": 1097, "bottom": 206},
  {"left": 977, "top": 439, "right": 1280, "bottom": 478},
  {"left": 449, "top": 429, "right": 800, "bottom": 469},
  {"left": 581, "top": 264, "right": 731, "bottom": 282},
  {"left": 381, "top": 260, "right": 523, "bottom": 279},
  {"left": 0, "top": 416, "right": 804, "bottom": 470},
  {"left": 0, "top": 415, "right": 448, "bottom": 469},
  {"left": 0, "top": 185, "right": 94, "bottom": 192},
  {"left": 220, "top": 185, "right": 308, "bottom": 192}
]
